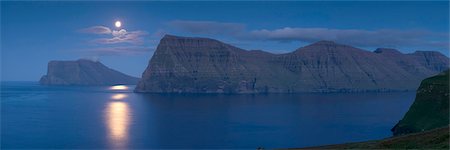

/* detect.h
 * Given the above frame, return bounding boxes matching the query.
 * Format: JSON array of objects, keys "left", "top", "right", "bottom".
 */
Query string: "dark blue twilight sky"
[{"left": 1, "top": 1, "right": 449, "bottom": 81}]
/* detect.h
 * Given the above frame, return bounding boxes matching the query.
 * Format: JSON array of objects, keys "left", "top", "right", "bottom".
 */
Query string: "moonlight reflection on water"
[
  {"left": 105, "top": 101, "right": 131, "bottom": 148},
  {"left": 105, "top": 87, "right": 131, "bottom": 148},
  {"left": 111, "top": 94, "right": 127, "bottom": 100},
  {"left": 109, "top": 85, "right": 128, "bottom": 90},
  {"left": 1, "top": 82, "right": 417, "bottom": 149}
]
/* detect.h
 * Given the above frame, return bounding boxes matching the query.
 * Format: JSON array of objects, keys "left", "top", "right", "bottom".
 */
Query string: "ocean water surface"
[{"left": 1, "top": 81, "right": 416, "bottom": 149}]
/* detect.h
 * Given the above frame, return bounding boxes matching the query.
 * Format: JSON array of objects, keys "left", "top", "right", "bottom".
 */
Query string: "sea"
[{"left": 1, "top": 81, "right": 416, "bottom": 149}]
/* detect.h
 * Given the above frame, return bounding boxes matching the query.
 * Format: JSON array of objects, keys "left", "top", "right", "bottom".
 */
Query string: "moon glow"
[{"left": 115, "top": 21, "right": 122, "bottom": 28}]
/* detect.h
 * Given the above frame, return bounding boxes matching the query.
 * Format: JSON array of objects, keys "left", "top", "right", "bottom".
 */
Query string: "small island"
[{"left": 40, "top": 59, "right": 139, "bottom": 85}]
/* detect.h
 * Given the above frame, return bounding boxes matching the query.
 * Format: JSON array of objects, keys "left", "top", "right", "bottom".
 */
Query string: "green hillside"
[
  {"left": 298, "top": 70, "right": 450, "bottom": 149},
  {"left": 301, "top": 126, "right": 449, "bottom": 149},
  {"left": 392, "top": 70, "right": 449, "bottom": 135}
]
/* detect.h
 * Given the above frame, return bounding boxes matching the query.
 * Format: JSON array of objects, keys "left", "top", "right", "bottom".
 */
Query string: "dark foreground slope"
[
  {"left": 392, "top": 70, "right": 450, "bottom": 135},
  {"left": 135, "top": 35, "right": 448, "bottom": 93},
  {"left": 299, "top": 70, "right": 450, "bottom": 149},
  {"left": 40, "top": 59, "right": 139, "bottom": 85},
  {"left": 301, "top": 126, "right": 449, "bottom": 149}
]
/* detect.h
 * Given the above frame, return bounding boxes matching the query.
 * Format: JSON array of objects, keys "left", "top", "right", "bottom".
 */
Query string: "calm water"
[{"left": 1, "top": 81, "right": 416, "bottom": 149}]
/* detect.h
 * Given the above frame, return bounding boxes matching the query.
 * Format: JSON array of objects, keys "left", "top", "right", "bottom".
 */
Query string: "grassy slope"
[
  {"left": 297, "top": 70, "right": 450, "bottom": 149},
  {"left": 392, "top": 70, "right": 449, "bottom": 135},
  {"left": 300, "top": 126, "right": 449, "bottom": 149}
]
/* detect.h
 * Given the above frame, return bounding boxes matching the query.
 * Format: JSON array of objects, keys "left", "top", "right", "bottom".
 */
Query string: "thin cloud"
[
  {"left": 80, "top": 26, "right": 148, "bottom": 45},
  {"left": 248, "top": 28, "right": 449, "bottom": 49},
  {"left": 112, "top": 29, "right": 127, "bottom": 37},
  {"left": 94, "top": 30, "right": 148, "bottom": 44},
  {"left": 78, "top": 26, "right": 153, "bottom": 56},
  {"left": 81, "top": 46, "right": 154, "bottom": 56},
  {"left": 152, "top": 29, "right": 167, "bottom": 38},
  {"left": 168, "top": 20, "right": 245, "bottom": 36},
  {"left": 167, "top": 20, "right": 449, "bottom": 50},
  {"left": 79, "top": 26, "right": 112, "bottom": 34}
]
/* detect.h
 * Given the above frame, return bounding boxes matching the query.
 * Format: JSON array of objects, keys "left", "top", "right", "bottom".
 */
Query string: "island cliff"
[
  {"left": 391, "top": 70, "right": 449, "bottom": 136},
  {"left": 300, "top": 70, "right": 449, "bottom": 149},
  {"left": 40, "top": 59, "right": 139, "bottom": 85},
  {"left": 135, "top": 35, "right": 449, "bottom": 93}
]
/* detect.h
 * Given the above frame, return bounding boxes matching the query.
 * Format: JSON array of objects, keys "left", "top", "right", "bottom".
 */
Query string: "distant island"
[
  {"left": 135, "top": 35, "right": 449, "bottom": 93},
  {"left": 302, "top": 70, "right": 449, "bottom": 149},
  {"left": 40, "top": 59, "right": 139, "bottom": 85}
]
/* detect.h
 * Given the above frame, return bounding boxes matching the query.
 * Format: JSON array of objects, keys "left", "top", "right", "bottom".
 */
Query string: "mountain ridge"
[
  {"left": 135, "top": 34, "right": 449, "bottom": 93},
  {"left": 161, "top": 34, "right": 447, "bottom": 56}
]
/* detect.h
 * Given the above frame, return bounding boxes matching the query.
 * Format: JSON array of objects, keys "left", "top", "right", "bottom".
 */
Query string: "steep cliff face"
[
  {"left": 40, "top": 59, "right": 139, "bottom": 85},
  {"left": 135, "top": 35, "right": 258, "bottom": 93},
  {"left": 135, "top": 35, "right": 449, "bottom": 93},
  {"left": 391, "top": 70, "right": 449, "bottom": 136}
]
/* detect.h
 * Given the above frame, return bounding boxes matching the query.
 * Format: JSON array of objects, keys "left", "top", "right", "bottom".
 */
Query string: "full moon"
[{"left": 115, "top": 21, "right": 122, "bottom": 28}]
